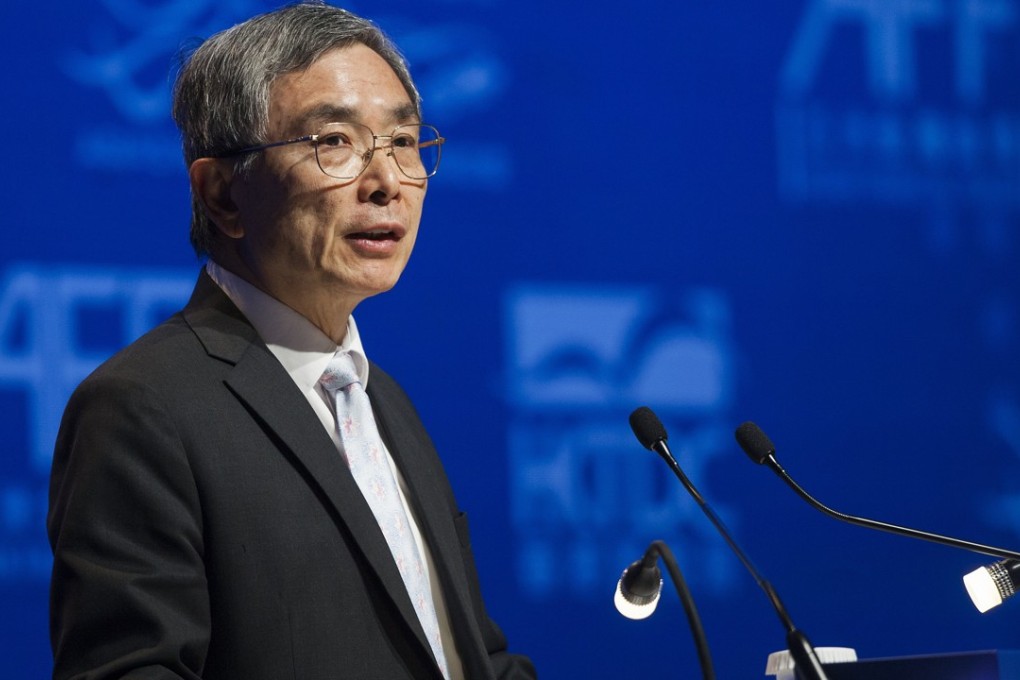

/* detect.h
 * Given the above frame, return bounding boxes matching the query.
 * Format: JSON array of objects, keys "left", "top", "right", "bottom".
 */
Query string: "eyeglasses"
[{"left": 217, "top": 122, "right": 445, "bottom": 180}]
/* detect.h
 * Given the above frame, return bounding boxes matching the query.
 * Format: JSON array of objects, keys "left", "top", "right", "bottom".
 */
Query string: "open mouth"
[
  {"left": 346, "top": 230, "right": 398, "bottom": 241},
  {"left": 345, "top": 224, "right": 405, "bottom": 242}
]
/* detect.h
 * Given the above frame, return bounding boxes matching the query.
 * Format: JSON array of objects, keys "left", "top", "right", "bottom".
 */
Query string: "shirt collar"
[{"left": 205, "top": 261, "right": 370, "bottom": 390}]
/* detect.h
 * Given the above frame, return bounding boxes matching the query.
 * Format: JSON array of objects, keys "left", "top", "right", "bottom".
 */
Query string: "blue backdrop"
[{"left": 3, "top": 0, "right": 1020, "bottom": 677}]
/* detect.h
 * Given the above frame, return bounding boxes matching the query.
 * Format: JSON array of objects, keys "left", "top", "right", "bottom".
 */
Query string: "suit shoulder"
[
  {"left": 366, "top": 361, "right": 428, "bottom": 419},
  {"left": 365, "top": 361, "right": 433, "bottom": 434},
  {"left": 366, "top": 361, "right": 406, "bottom": 396},
  {"left": 76, "top": 312, "right": 208, "bottom": 392}
]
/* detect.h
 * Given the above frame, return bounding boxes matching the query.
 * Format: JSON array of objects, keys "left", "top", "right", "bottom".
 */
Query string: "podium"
[{"left": 821, "top": 650, "right": 1020, "bottom": 679}]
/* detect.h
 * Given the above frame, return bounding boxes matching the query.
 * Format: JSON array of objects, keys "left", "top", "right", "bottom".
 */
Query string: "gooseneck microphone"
[
  {"left": 734, "top": 421, "right": 1020, "bottom": 612},
  {"left": 615, "top": 542, "right": 665, "bottom": 621},
  {"left": 630, "top": 407, "right": 830, "bottom": 680},
  {"left": 734, "top": 421, "right": 1020, "bottom": 562},
  {"left": 615, "top": 540, "right": 716, "bottom": 680}
]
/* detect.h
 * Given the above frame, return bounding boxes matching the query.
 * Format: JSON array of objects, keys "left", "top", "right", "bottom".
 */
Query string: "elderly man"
[{"left": 47, "top": 3, "right": 536, "bottom": 679}]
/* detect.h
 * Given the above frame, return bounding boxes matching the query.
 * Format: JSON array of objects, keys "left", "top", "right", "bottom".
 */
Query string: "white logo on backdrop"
[
  {"left": 505, "top": 285, "right": 740, "bottom": 598},
  {"left": 63, "top": 0, "right": 261, "bottom": 173},
  {"left": 0, "top": 266, "right": 194, "bottom": 471},
  {"left": 778, "top": 0, "right": 1020, "bottom": 249}
]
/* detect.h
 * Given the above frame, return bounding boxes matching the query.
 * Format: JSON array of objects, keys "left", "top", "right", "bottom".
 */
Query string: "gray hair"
[{"left": 172, "top": 1, "right": 421, "bottom": 256}]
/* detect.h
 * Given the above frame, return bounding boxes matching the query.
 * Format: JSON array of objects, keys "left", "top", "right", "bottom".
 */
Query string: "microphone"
[
  {"left": 630, "top": 407, "right": 830, "bottom": 680},
  {"left": 735, "top": 421, "right": 1020, "bottom": 612},
  {"left": 615, "top": 540, "right": 716, "bottom": 680},
  {"left": 615, "top": 543, "right": 664, "bottom": 620},
  {"left": 964, "top": 560, "right": 1020, "bottom": 613}
]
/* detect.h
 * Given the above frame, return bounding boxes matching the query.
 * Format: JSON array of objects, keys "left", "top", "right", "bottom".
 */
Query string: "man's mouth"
[
  {"left": 344, "top": 224, "right": 406, "bottom": 242},
  {"left": 347, "top": 230, "right": 397, "bottom": 241}
]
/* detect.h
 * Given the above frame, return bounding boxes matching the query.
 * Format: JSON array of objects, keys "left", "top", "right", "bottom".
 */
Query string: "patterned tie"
[{"left": 319, "top": 352, "right": 450, "bottom": 679}]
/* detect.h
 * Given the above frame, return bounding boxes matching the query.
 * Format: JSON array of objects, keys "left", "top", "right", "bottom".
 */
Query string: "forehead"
[{"left": 267, "top": 44, "right": 417, "bottom": 134}]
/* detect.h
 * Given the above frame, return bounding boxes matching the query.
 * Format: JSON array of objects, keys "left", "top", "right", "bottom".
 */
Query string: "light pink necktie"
[{"left": 320, "top": 352, "right": 449, "bottom": 679}]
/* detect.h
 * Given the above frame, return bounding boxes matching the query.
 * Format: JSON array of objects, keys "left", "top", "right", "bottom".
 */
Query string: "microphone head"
[
  {"left": 629, "top": 406, "right": 668, "bottom": 450},
  {"left": 614, "top": 557, "right": 663, "bottom": 620},
  {"left": 964, "top": 560, "right": 1020, "bottom": 613},
  {"left": 735, "top": 421, "right": 775, "bottom": 464}
]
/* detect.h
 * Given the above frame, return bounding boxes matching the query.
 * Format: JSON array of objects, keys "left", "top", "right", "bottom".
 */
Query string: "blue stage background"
[{"left": 3, "top": 0, "right": 1020, "bottom": 677}]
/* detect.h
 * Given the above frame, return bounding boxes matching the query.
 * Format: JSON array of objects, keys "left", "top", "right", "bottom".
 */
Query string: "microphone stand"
[
  {"left": 655, "top": 440, "right": 829, "bottom": 680},
  {"left": 632, "top": 408, "right": 830, "bottom": 680}
]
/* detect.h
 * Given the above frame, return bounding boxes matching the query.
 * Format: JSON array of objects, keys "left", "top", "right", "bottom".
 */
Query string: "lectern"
[{"left": 821, "top": 650, "right": 1020, "bottom": 680}]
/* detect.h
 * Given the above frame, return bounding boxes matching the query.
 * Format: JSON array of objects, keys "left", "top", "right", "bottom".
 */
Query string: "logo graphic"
[
  {"left": 63, "top": 0, "right": 262, "bottom": 174},
  {"left": 778, "top": 0, "right": 1020, "bottom": 248},
  {"left": 504, "top": 284, "right": 740, "bottom": 598}
]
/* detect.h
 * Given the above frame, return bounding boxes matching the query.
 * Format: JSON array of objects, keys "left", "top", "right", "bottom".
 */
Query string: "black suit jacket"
[{"left": 48, "top": 271, "right": 535, "bottom": 680}]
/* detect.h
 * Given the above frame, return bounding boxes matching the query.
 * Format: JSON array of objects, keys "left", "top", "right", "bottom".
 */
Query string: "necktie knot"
[{"left": 320, "top": 352, "right": 360, "bottom": 393}]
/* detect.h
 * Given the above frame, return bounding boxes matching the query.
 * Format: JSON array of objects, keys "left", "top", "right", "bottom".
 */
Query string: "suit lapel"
[
  {"left": 368, "top": 374, "right": 497, "bottom": 680},
  {"left": 181, "top": 272, "right": 438, "bottom": 674}
]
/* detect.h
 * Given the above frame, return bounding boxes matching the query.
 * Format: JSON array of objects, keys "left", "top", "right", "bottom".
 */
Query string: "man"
[{"left": 47, "top": 3, "right": 536, "bottom": 679}]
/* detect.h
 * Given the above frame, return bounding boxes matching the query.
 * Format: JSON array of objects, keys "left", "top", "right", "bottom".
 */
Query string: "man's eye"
[
  {"left": 319, "top": 133, "right": 352, "bottom": 147},
  {"left": 391, "top": 134, "right": 417, "bottom": 149}
]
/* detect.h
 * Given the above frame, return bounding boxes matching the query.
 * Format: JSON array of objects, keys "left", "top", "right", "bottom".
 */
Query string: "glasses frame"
[{"left": 216, "top": 122, "right": 445, "bottom": 180}]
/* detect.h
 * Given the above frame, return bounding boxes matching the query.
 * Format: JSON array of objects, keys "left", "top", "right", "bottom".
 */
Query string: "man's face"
[{"left": 229, "top": 44, "right": 426, "bottom": 330}]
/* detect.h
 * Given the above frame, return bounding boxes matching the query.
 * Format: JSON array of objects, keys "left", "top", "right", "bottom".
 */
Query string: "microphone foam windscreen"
[
  {"left": 734, "top": 421, "right": 776, "bottom": 464},
  {"left": 629, "top": 406, "right": 668, "bottom": 450}
]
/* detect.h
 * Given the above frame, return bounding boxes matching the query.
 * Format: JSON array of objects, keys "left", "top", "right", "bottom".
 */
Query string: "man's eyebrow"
[
  {"left": 391, "top": 102, "right": 419, "bottom": 124},
  {"left": 292, "top": 102, "right": 421, "bottom": 131},
  {"left": 293, "top": 104, "right": 357, "bottom": 130}
]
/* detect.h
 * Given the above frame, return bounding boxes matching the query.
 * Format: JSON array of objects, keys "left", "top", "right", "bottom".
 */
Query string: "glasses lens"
[
  {"left": 314, "top": 123, "right": 443, "bottom": 180},
  {"left": 314, "top": 123, "right": 372, "bottom": 179},
  {"left": 392, "top": 124, "right": 442, "bottom": 179}
]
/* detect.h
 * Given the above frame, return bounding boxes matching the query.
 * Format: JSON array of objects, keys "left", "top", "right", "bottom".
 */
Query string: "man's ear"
[{"left": 189, "top": 157, "right": 244, "bottom": 239}]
